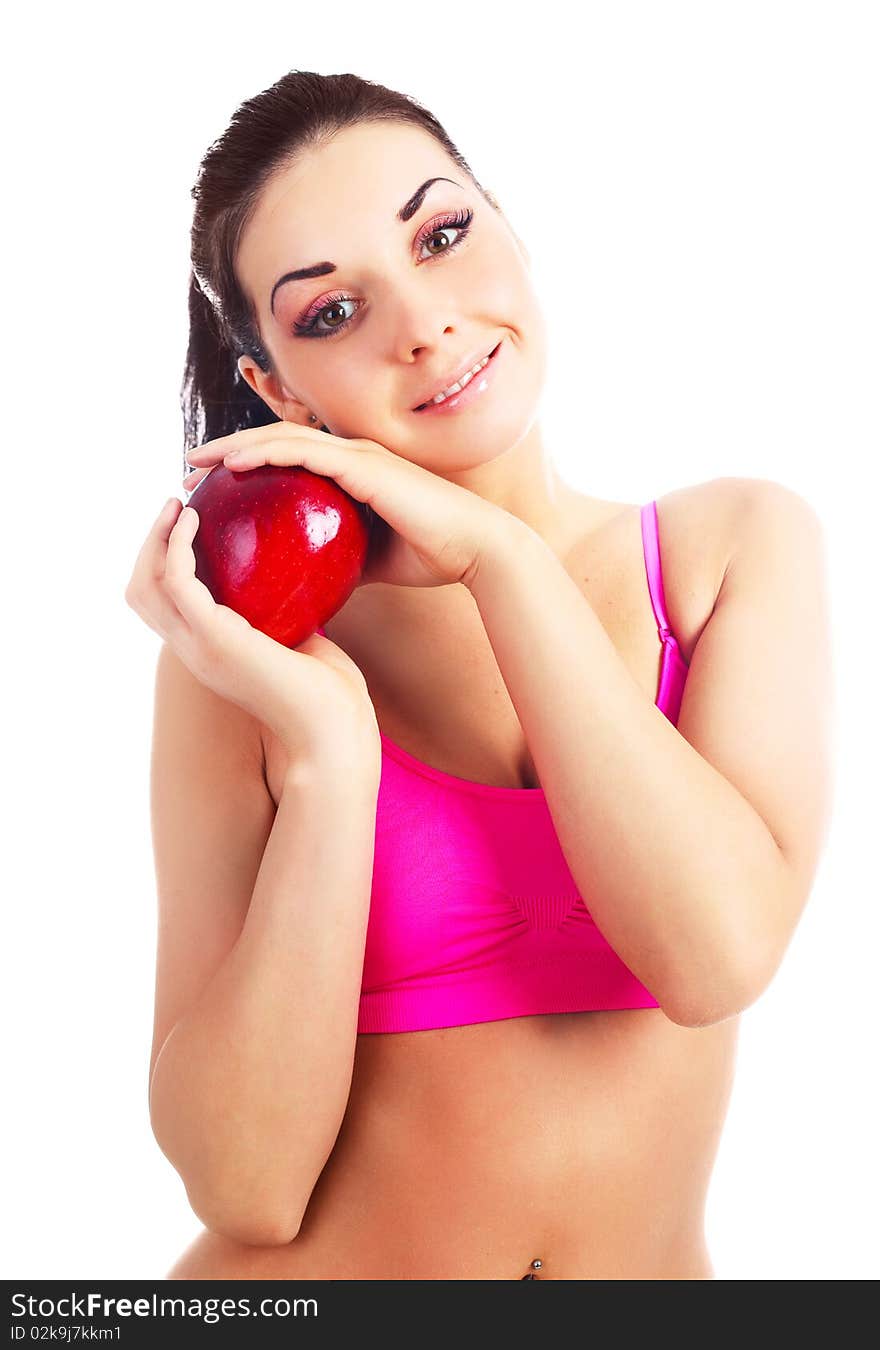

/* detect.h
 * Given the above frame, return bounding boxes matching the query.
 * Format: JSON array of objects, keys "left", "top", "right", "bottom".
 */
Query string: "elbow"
[
  {"left": 659, "top": 950, "right": 770, "bottom": 1030},
  {"left": 150, "top": 1121, "right": 307, "bottom": 1248},
  {"left": 661, "top": 987, "right": 749, "bottom": 1030},
  {"left": 210, "top": 1212, "right": 304, "bottom": 1248},
  {"left": 187, "top": 1184, "right": 305, "bottom": 1248}
]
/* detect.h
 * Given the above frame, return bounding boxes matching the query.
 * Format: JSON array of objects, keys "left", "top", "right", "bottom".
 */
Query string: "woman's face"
[{"left": 235, "top": 121, "right": 548, "bottom": 475}]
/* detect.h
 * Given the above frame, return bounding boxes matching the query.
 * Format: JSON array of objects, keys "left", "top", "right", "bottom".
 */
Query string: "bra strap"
[{"left": 640, "top": 500, "right": 673, "bottom": 640}]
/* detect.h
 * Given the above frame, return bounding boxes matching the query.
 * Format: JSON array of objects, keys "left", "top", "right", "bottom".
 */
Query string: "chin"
[
  {"left": 416, "top": 398, "right": 543, "bottom": 473},
  {"left": 419, "top": 426, "right": 540, "bottom": 479}
]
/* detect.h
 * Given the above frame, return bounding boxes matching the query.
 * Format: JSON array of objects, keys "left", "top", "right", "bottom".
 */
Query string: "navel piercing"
[{"left": 521, "top": 1257, "right": 543, "bottom": 1279}]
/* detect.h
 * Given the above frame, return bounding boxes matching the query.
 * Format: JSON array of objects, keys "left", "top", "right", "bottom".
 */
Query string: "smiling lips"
[{"left": 412, "top": 342, "right": 501, "bottom": 410}]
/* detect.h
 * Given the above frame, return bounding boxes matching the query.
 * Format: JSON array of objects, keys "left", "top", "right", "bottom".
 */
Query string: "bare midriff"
[{"left": 166, "top": 1006, "right": 737, "bottom": 1280}]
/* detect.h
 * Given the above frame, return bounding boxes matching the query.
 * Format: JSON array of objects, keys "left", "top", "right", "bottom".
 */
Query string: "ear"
[{"left": 236, "top": 354, "right": 316, "bottom": 426}]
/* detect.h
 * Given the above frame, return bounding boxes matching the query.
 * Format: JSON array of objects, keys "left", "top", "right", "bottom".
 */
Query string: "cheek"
[
  {"left": 315, "top": 352, "right": 376, "bottom": 404},
  {"left": 320, "top": 365, "right": 394, "bottom": 440},
  {"left": 470, "top": 250, "right": 535, "bottom": 320}
]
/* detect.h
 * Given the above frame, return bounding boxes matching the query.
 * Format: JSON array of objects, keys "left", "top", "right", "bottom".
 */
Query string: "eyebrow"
[{"left": 268, "top": 177, "right": 463, "bottom": 316}]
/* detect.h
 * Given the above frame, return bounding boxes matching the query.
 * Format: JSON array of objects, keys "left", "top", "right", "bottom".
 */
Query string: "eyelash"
[{"left": 291, "top": 208, "right": 475, "bottom": 339}]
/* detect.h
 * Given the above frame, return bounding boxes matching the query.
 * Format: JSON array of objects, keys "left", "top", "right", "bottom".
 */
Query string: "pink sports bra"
[{"left": 318, "top": 500, "right": 689, "bottom": 1034}]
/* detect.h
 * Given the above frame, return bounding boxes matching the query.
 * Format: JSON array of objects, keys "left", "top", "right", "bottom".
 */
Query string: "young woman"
[{"left": 125, "top": 71, "right": 833, "bottom": 1280}]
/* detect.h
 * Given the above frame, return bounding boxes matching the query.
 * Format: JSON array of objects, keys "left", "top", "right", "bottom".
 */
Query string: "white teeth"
[{"left": 426, "top": 352, "right": 491, "bottom": 406}]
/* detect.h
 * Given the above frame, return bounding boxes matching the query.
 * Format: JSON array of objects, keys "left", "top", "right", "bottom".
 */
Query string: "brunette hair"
[{"left": 181, "top": 69, "right": 498, "bottom": 467}]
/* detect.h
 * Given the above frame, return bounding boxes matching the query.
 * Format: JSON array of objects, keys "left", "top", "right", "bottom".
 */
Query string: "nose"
[
  {"left": 395, "top": 322, "right": 456, "bottom": 367},
  {"left": 381, "top": 272, "right": 459, "bottom": 361}
]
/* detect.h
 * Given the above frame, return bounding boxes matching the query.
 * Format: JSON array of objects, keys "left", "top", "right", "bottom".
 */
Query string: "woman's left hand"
[{"left": 182, "top": 424, "right": 522, "bottom": 590}]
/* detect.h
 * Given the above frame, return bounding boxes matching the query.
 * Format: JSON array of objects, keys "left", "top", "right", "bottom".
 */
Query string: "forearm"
[
  {"left": 468, "top": 521, "right": 789, "bottom": 1026},
  {"left": 149, "top": 753, "right": 380, "bottom": 1244}
]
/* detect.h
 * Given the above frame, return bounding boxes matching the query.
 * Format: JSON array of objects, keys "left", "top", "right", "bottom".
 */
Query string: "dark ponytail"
[
  {"left": 180, "top": 69, "right": 497, "bottom": 476},
  {"left": 181, "top": 270, "right": 279, "bottom": 458}
]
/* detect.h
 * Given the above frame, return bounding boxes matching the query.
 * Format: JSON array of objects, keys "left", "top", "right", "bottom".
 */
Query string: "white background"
[{"left": 2, "top": 0, "right": 877, "bottom": 1280}]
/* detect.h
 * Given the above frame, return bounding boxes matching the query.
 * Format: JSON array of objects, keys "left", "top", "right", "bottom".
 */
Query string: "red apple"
[{"left": 188, "top": 463, "right": 371, "bottom": 647}]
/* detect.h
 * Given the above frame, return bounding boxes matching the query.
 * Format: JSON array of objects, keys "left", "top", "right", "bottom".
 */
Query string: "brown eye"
[
  {"left": 416, "top": 208, "right": 473, "bottom": 261},
  {"left": 423, "top": 226, "right": 459, "bottom": 254},
  {"left": 318, "top": 301, "right": 351, "bottom": 329}
]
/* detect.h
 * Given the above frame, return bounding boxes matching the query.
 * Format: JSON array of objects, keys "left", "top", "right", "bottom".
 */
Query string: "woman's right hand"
[{"left": 124, "top": 497, "right": 380, "bottom": 764}]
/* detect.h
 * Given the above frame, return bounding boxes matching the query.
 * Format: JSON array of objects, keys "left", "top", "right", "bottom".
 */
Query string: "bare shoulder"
[
  {"left": 660, "top": 475, "right": 818, "bottom": 570},
  {"left": 654, "top": 475, "right": 819, "bottom": 650},
  {"left": 655, "top": 475, "right": 749, "bottom": 578},
  {"left": 709, "top": 475, "right": 823, "bottom": 545},
  {"left": 648, "top": 477, "right": 766, "bottom": 660}
]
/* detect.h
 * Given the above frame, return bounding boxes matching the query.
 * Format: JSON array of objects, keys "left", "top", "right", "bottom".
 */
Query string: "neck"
[
  {"left": 437, "top": 421, "right": 586, "bottom": 556},
  {"left": 359, "top": 423, "right": 607, "bottom": 623}
]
